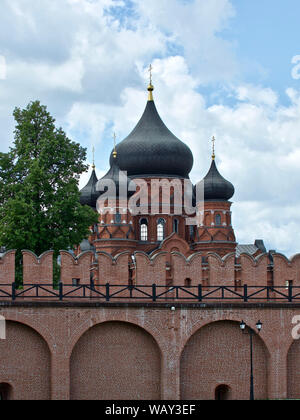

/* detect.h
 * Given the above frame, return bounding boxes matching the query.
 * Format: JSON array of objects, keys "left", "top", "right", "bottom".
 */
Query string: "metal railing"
[{"left": 0, "top": 283, "right": 300, "bottom": 303}]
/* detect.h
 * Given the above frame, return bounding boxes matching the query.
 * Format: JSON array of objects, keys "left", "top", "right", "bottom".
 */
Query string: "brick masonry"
[
  {"left": 0, "top": 302, "right": 299, "bottom": 400},
  {"left": 0, "top": 250, "right": 300, "bottom": 400}
]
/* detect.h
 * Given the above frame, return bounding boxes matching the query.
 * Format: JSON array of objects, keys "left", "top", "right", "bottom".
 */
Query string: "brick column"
[
  {"left": 268, "top": 349, "right": 287, "bottom": 400},
  {"left": 51, "top": 352, "right": 70, "bottom": 400},
  {"left": 161, "top": 351, "right": 181, "bottom": 400}
]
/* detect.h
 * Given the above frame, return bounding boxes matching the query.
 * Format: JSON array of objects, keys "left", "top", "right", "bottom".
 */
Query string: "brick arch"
[
  {"left": 180, "top": 320, "right": 269, "bottom": 400},
  {"left": 1, "top": 311, "right": 57, "bottom": 352},
  {"left": 70, "top": 321, "right": 162, "bottom": 400},
  {"left": 0, "top": 321, "right": 51, "bottom": 400}
]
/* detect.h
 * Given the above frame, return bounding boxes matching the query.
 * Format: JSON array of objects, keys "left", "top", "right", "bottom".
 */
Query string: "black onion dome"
[
  {"left": 195, "top": 159, "right": 235, "bottom": 202},
  {"left": 79, "top": 239, "right": 95, "bottom": 252},
  {"left": 97, "top": 157, "right": 136, "bottom": 199},
  {"left": 110, "top": 100, "right": 194, "bottom": 178},
  {"left": 80, "top": 169, "right": 99, "bottom": 208}
]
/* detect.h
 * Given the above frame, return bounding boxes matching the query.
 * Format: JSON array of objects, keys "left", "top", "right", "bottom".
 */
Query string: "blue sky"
[
  {"left": 0, "top": 0, "right": 300, "bottom": 256},
  {"left": 227, "top": 0, "right": 300, "bottom": 100}
]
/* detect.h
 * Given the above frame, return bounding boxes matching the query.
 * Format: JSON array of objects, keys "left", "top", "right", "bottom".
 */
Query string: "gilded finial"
[
  {"left": 113, "top": 133, "right": 117, "bottom": 159},
  {"left": 212, "top": 136, "right": 216, "bottom": 160},
  {"left": 92, "top": 146, "right": 95, "bottom": 169},
  {"left": 148, "top": 64, "right": 154, "bottom": 101}
]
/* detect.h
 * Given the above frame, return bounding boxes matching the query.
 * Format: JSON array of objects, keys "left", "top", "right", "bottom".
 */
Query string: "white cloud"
[
  {"left": 0, "top": 56, "right": 6, "bottom": 80},
  {"left": 132, "top": 0, "right": 238, "bottom": 84},
  {"left": 291, "top": 55, "right": 300, "bottom": 80},
  {"left": 235, "top": 84, "right": 278, "bottom": 107},
  {"left": 1, "top": 0, "right": 300, "bottom": 257}
]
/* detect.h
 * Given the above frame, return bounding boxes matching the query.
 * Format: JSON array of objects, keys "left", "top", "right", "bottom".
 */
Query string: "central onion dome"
[{"left": 109, "top": 85, "right": 194, "bottom": 179}]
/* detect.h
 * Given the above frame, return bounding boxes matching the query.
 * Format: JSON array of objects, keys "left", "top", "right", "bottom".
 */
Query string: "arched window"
[
  {"left": 0, "top": 383, "right": 12, "bottom": 401},
  {"left": 215, "top": 384, "right": 231, "bottom": 401},
  {"left": 173, "top": 219, "right": 179, "bottom": 234},
  {"left": 157, "top": 218, "right": 166, "bottom": 241},
  {"left": 115, "top": 212, "right": 122, "bottom": 224},
  {"left": 140, "top": 219, "right": 148, "bottom": 242},
  {"left": 189, "top": 225, "right": 194, "bottom": 240},
  {"left": 215, "top": 214, "right": 221, "bottom": 226},
  {"left": 185, "top": 278, "right": 192, "bottom": 287}
]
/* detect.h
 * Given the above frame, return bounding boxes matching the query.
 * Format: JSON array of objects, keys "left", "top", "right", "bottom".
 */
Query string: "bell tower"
[{"left": 193, "top": 138, "right": 236, "bottom": 256}]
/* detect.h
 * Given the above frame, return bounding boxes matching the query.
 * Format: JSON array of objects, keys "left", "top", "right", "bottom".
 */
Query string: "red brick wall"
[
  {"left": 207, "top": 253, "right": 235, "bottom": 286},
  {"left": 0, "top": 321, "right": 51, "bottom": 400},
  {"left": 0, "top": 251, "right": 15, "bottom": 284},
  {"left": 0, "top": 251, "right": 15, "bottom": 297},
  {"left": 22, "top": 250, "right": 53, "bottom": 285},
  {"left": 273, "top": 253, "right": 300, "bottom": 287},
  {"left": 172, "top": 252, "right": 202, "bottom": 286},
  {"left": 70, "top": 321, "right": 161, "bottom": 400},
  {"left": 239, "top": 254, "right": 269, "bottom": 286},
  {"left": 135, "top": 252, "right": 167, "bottom": 286},
  {"left": 288, "top": 339, "right": 300, "bottom": 399},
  {"left": 60, "top": 251, "right": 94, "bottom": 285},
  {"left": 97, "top": 251, "right": 130, "bottom": 285},
  {"left": 0, "top": 305, "right": 297, "bottom": 400}
]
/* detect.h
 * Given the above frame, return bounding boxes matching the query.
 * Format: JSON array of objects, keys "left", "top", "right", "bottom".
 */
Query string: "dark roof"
[
  {"left": 79, "top": 169, "right": 99, "bottom": 208},
  {"left": 236, "top": 240, "right": 267, "bottom": 257},
  {"left": 110, "top": 100, "right": 194, "bottom": 179},
  {"left": 236, "top": 244, "right": 259, "bottom": 257},
  {"left": 195, "top": 159, "right": 235, "bottom": 202},
  {"left": 255, "top": 240, "right": 267, "bottom": 253}
]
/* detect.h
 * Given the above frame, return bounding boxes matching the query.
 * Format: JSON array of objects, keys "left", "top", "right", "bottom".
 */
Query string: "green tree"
[{"left": 0, "top": 101, "right": 98, "bottom": 284}]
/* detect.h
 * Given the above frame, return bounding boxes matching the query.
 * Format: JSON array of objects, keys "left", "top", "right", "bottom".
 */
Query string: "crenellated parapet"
[
  {"left": 1, "top": 249, "right": 300, "bottom": 301},
  {"left": 272, "top": 253, "right": 300, "bottom": 287},
  {"left": 0, "top": 250, "right": 16, "bottom": 296},
  {"left": 171, "top": 252, "right": 203, "bottom": 286},
  {"left": 134, "top": 251, "right": 167, "bottom": 286},
  {"left": 206, "top": 252, "right": 236, "bottom": 286},
  {"left": 22, "top": 250, "right": 54, "bottom": 285},
  {"left": 238, "top": 253, "right": 269, "bottom": 287},
  {"left": 97, "top": 251, "right": 131, "bottom": 284},
  {"left": 21, "top": 250, "right": 54, "bottom": 297}
]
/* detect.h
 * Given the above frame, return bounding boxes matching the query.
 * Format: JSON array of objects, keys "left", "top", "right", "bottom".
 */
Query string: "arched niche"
[
  {"left": 180, "top": 321, "right": 269, "bottom": 400},
  {"left": 70, "top": 321, "right": 161, "bottom": 400}
]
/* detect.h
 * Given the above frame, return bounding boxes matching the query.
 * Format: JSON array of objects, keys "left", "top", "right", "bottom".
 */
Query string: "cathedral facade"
[{"left": 79, "top": 83, "right": 239, "bottom": 264}]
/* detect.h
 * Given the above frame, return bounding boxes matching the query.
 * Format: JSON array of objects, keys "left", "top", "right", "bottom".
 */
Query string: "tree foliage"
[{"left": 0, "top": 101, "right": 98, "bottom": 263}]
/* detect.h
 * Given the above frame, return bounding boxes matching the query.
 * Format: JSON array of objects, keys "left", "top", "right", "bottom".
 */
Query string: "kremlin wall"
[{"left": 1, "top": 83, "right": 300, "bottom": 401}]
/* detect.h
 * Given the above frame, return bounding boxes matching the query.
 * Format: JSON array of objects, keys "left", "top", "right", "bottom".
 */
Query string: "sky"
[{"left": 0, "top": 0, "right": 300, "bottom": 256}]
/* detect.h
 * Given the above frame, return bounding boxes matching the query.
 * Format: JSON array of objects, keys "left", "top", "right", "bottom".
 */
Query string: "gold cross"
[
  {"left": 212, "top": 136, "right": 216, "bottom": 160},
  {"left": 149, "top": 64, "right": 153, "bottom": 86},
  {"left": 113, "top": 132, "right": 117, "bottom": 159},
  {"left": 92, "top": 146, "right": 95, "bottom": 169}
]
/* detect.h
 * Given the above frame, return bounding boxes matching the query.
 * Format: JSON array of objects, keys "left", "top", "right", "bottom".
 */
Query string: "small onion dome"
[
  {"left": 97, "top": 157, "right": 136, "bottom": 199},
  {"left": 79, "top": 169, "right": 99, "bottom": 208},
  {"left": 109, "top": 100, "right": 194, "bottom": 179},
  {"left": 195, "top": 159, "right": 235, "bottom": 202},
  {"left": 79, "top": 239, "right": 95, "bottom": 253}
]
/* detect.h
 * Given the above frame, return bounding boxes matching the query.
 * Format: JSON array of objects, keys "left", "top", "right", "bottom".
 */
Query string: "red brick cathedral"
[{"left": 79, "top": 82, "right": 248, "bottom": 265}]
